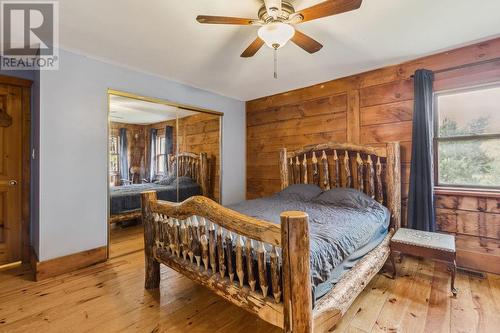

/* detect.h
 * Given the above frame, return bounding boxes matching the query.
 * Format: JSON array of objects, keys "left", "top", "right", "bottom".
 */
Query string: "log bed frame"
[
  {"left": 140, "top": 141, "right": 401, "bottom": 332},
  {"left": 109, "top": 152, "right": 209, "bottom": 224}
]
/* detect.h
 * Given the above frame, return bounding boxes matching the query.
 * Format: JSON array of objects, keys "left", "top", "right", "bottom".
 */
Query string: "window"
[
  {"left": 434, "top": 84, "right": 500, "bottom": 189},
  {"left": 109, "top": 135, "right": 120, "bottom": 174},
  {"left": 156, "top": 135, "right": 166, "bottom": 175}
]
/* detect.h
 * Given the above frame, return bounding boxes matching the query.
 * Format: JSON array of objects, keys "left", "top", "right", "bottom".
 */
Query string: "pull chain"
[{"left": 273, "top": 47, "right": 278, "bottom": 79}]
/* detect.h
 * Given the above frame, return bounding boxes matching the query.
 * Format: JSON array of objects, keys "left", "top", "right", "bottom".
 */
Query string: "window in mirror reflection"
[
  {"left": 156, "top": 135, "right": 166, "bottom": 176},
  {"left": 109, "top": 135, "right": 120, "bottom": 186}
]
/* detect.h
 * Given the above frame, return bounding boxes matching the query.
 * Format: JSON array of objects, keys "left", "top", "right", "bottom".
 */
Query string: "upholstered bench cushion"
[{"left": 392, "top": 228, "right": 455, "bottom": 252}]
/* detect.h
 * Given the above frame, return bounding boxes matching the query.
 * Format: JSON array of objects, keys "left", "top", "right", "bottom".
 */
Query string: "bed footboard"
[{"left": 140, "top": 192, "right": 313, "bottom": 332}]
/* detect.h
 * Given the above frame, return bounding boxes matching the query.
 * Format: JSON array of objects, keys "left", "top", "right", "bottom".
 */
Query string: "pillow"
[
  {"left": 177, "top": 176, "right": 196, "bottom": 185},
  {"left": 156, "top": 175, "right": 197, "bottom": 186},
  {"left": 155, "top": 175, "right": 176, "bottom": 186},
  {"left": 313, "top": 187, "right": 381, "bottom": 209},
  {"left": 276, "top": 184, "right": 322, "bottom": 201}
]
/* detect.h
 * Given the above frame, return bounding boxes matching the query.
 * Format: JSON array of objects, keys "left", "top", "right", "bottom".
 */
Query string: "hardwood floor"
[
  {"left": 1, "top": 229, "right": 499, "bottom": 333},
  {"left": 109, "top": 222, "right": 144, "bottom": 259}
]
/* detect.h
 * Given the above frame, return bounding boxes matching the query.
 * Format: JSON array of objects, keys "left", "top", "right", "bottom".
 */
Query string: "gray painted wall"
[{"left": 38, "top": 49, "right": 245, "bottom": 261}]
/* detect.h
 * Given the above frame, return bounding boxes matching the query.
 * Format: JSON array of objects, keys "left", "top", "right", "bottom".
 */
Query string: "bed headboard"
[
  {"left": 168, "top": 152, "right": 209, "bottom": 197},
  {"left": 279, "top": 142, "right": 401, "bottom": 230}
]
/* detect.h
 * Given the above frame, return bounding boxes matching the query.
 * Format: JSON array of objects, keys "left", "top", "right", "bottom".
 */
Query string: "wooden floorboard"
[
  {"left": 0, "top": 229, "right": 499, "bottom": 332},
  {"left": 109, "top": 223, "right": 144, "bottom": 259}
]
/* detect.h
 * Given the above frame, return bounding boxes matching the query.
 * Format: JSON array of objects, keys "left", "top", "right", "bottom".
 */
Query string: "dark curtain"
[
  {"left": 119, "top": 128, "right": 129, "bottom": 183},
  {"left": 407, "top": 69, "right": 436, "bottom": 231},
  {"left": 165, "top": 126, "right": 174, "bottom": 174},
  {"left": 149, "top": 128, "right": 158, "bottom": 181}
]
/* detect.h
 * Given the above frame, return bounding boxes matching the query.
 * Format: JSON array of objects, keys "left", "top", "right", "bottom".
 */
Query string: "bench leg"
[
  {"left": 390, "top": 251, "right": 397, "bottom": 279},
  {"left": 449, "top": 260, "right": 458, "bottom": 297}
]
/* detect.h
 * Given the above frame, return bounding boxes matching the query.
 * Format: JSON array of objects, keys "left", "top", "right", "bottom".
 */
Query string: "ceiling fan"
[{"left": 196, "top": 0, "right": 363, "bottom": 61}]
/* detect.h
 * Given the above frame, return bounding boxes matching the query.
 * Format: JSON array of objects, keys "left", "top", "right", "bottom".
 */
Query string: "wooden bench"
[{"left": 390, "top": 228, "right": 457, "bottom": 296}]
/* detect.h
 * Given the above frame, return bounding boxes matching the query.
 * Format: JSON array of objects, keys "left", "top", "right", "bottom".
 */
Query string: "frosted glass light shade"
[{"left": 258, "top": 22, "right": 295, "bottom": 49}]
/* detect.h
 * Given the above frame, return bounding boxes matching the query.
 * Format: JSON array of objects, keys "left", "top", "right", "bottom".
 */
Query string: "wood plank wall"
[
  {"left": 176, "top": 113, "right": 221, "bottom": 202},
  {"left": 436, "top": 193, "right": 500, "bottom": 273},
  {"left": 246, "top": 37, "right": 500, "bottom": 273},
  {"left": 148, "top": 113, "right": 220, "bottom": 201}
]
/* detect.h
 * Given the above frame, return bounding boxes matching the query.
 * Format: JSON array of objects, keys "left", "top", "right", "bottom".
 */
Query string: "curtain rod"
[{"left": 410, "top": 57, "right": 500, "bottom": 78}]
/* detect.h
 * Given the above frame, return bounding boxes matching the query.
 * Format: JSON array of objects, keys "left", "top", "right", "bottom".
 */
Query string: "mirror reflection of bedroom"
[{"left": 107, "top": 92, "right": 222, "bottom": 258}]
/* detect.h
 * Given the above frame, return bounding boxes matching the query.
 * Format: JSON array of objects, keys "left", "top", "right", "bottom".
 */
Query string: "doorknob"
[{"left": 9, "top": 180, "right": 17, "bottom": 186}]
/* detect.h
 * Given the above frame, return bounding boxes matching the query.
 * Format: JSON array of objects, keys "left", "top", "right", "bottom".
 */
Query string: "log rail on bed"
[{"left": 141, "top": 141, "right": 401, "bottom": 333}]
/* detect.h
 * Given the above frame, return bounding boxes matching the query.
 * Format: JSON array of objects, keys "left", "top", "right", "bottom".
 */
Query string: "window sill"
[{"left": 434, "top": 186, "right": 500, "bottom": 198}]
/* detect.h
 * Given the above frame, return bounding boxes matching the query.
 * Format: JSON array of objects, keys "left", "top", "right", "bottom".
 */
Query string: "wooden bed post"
[
  {"left": 386, "top": 142, "right": 401, "bottom": 230},
  {"left": 279, "top": 148, "right": 289, "bottom": 190},
  {"left": 141, "top": 191, "right": 160, "bottom": 289},
  {"left": 199, "top": 152, "right": 209, "bottom": 197},
  {"left": 167, "top": 154, "right": 174, "bottom": 176},
  {"left": 281, "top": 211, "right": 313, "bottom": 333}
]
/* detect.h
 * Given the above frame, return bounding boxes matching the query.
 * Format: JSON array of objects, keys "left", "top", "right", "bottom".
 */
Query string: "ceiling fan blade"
[
  {"left": 196, "top": 15, "right": 257, "bottom": 25},
  {"left": 291, "top": 30, "right": 323, "bottom": 54},
  {"left": 295, "top": 0, "right": 362, "bottom": 23},
  {"left": 240, "top": 37, "right": 265, "bottom": 58}
]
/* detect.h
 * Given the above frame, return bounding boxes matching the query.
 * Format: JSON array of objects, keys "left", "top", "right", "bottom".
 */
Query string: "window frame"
[
  {"left": 155, "top": 135, "right": 167, "bottom": 176},
  {"left": 433, "top": 82, "right": 500, "bottom": 190},
  {"left": 109, "top": 135, "right": 120, "bottom": 175}
]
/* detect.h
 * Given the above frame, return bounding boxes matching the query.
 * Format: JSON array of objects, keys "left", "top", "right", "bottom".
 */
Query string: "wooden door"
[{"left": 0, "top": 83, "right": 22, "bottom": 265}]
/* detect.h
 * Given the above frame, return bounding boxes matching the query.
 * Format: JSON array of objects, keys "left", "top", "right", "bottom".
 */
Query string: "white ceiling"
[
  {"left": 59, "top": 0, "right": 500, "bottom": 101},
  {"left": 109, "top": 95, "right": 197, "bottom": 124}
]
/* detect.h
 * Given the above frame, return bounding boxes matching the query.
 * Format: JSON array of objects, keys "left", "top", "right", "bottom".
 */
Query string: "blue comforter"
[
  {"left": 227, "top": 185, "right": 390, "bottom": 304},
  {"left": 110, "top": 182, "right": 201, "bottom": 215}
]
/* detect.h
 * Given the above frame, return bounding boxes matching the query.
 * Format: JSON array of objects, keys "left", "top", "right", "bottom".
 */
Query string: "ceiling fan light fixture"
[{"left": 257, "top": 22, "right": 295, "bottom": 49}]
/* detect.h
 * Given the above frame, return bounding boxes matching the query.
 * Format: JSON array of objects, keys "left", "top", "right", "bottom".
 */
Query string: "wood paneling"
[
  {"left": 436, "top": 194, "right": 500, "bottom": 274},
  {"left": 248, "top": 113, "right": 346, "bottom": 140},
  {"left": 360, "top": 100, "right": 413, "bottom": 126},
  {"left": 175, "top": 113, "right": 221, "bottom": 202},
  {"left": 455, "top": 235, "right": 500, "bottom": 274},
  {"left": 436, "top": 208, "right": 500, "bottom": 239},
  {"left": 360, "top": 121, "right": 413, "bottom": 144},
  {"left": 246, "top": 36, "right": 500, "bottom": 273},
  {"left": 246, "top": 93, "right": 348, "bottom": 198},
  {"left": 359, "top": 79, "right": 414, "bottom": 107},
  {"left": 247, "top": 95, "right": 347, "bottom": 127},
  {"left": 347, "top": 90, "right": 360, "bottom": 143}
]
